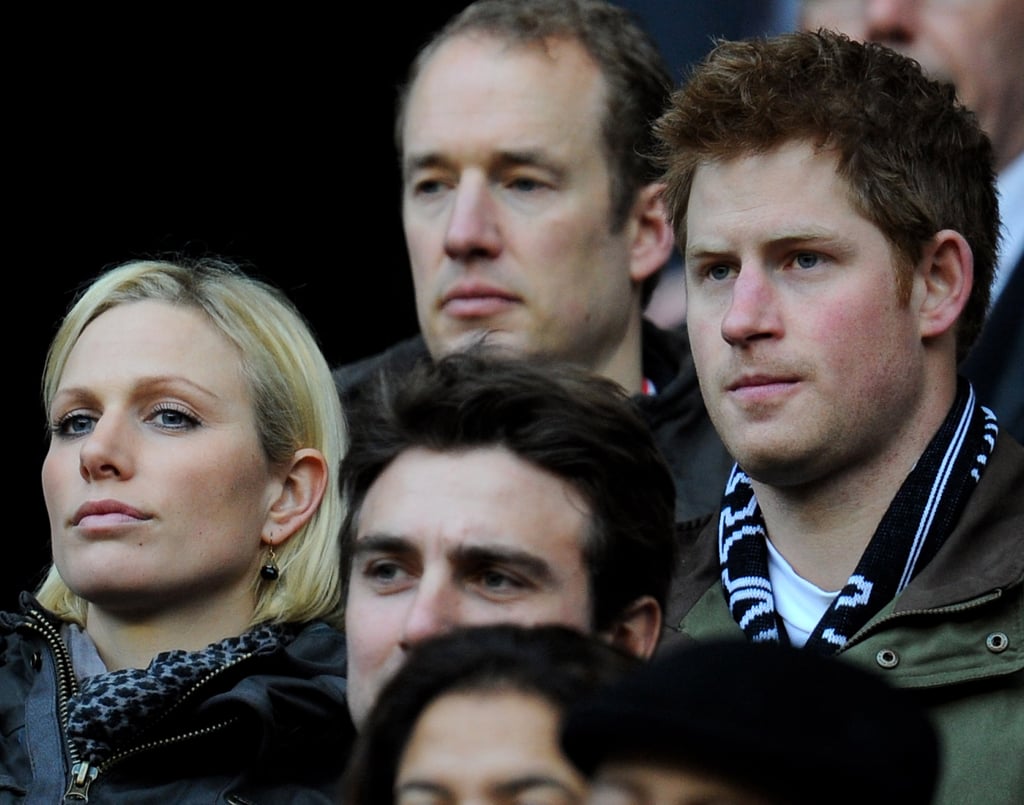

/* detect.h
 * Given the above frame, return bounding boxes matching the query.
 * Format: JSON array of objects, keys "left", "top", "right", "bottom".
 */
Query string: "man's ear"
[
  {"left": 916, "top": 229, "right": 973, "bottom": 340},
  {"left": 601, "top": 595, "right": 662, "bottom": 660},
  {"left": 262, "top": 448, "right": 329, "bottom": 547},
  {"left": 628, "top": 182, "right": 676, "bottom": 285}
]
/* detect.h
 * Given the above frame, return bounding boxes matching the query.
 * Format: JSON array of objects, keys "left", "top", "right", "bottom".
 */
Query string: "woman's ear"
[
  {"left": 916, "top": 229, "right": 973, "bottom": 340},
  {"left": 262, "top": 448, "right": 329, "bottom": 546}
]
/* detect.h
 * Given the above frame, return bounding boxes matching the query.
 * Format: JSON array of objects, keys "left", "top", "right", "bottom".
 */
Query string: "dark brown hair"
[
  {"left": 342, "top": 623, "right": 640, "bottom": 805},
  {"left": 339, "top": 349, "right": 677, "bottom": 630}
]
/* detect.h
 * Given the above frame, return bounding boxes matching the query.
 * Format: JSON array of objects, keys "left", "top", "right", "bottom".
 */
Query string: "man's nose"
[
  {"left": 864, "top": 0, "right": 919, "bottom": 45},
  {"left": 399, "top": 574, "right": 461, "bottom": 650},
  {"left": 444, "top": 177, "right": 502, "bottom": 261},
  {"left": 720, "top": 265, "right": 783, "bottom": 347}
]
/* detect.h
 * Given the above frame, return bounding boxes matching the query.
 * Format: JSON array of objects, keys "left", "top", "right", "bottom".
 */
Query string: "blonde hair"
[{"left": 38, "top": 257, "right": 347, "bottom": 628}]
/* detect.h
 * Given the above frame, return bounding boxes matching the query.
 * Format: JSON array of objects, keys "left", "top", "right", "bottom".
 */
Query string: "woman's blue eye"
[
  {"left": 55, "top": 413, "right": 95, "bottom": 437},
  {"left": 150, "top": 406, "right": 200, "bottom": 430}
]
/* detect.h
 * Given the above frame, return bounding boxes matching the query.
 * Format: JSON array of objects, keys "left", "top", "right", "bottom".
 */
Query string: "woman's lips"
[{"left": 73, "top": 500, "right": 150, "bottom": 528}]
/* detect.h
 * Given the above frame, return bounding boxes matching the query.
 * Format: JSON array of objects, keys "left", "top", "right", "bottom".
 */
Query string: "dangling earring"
[{"left": 260, "top": 545, "right": 280, "bottom": 581}]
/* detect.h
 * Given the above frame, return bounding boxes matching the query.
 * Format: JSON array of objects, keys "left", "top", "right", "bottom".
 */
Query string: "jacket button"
[
  {"left": 986, "top": 632, "right": 1009, "bottom": 653},
  {"left": 875, "top": 648, "right": 899, "bottom": 669},
  {"left": 31, "top": 651, "right": 42, "bottom": 671}
]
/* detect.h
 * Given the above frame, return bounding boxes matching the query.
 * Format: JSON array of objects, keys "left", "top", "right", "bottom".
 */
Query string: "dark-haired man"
[{"left": 340, "top": 351, "right": 677, "bottom": 731}]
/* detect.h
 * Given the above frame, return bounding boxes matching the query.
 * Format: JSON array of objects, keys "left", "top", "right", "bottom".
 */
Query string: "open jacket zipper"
[{"left": 19, "top": 608, "right": 253, "bottom": 802}]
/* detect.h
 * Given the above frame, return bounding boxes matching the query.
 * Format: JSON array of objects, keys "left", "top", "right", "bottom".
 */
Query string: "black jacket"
[{"left": 0, "top": 595, "right": 354, "bottom": 804}]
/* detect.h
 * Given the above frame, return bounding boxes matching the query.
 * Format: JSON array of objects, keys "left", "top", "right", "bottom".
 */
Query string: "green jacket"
[{"left": 663, "top": 432, "right": 1024, "bottom": 805}]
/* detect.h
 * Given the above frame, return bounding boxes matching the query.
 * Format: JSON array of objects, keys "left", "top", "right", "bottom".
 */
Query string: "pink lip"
[
  {"left": 440, "top": 282, "right": 520, "bottom": 318},
  {"left": 726, "top": 373, "right": 800, "bottom": 404},
  {"left": 72, "top": 499, "right": 151, "bottom": 528},
  {"left": 727, "top": 373, "right": 798, "bottom": 392}
]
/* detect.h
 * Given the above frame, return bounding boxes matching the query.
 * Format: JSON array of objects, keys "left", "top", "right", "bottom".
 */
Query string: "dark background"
[
  {"left": 7, "top": 2, "right": 796, "bottom": 609},
  {"left": 8, "top": 7, "right": 465, "bottom": 608}
]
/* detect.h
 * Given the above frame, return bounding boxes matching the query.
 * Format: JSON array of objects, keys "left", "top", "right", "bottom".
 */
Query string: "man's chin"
[
  {"left": 435, "top": 329, "right": 530, "bottom": 358},
  {"left": 736, "top": 448, "right": 831, "bottom": 490}
]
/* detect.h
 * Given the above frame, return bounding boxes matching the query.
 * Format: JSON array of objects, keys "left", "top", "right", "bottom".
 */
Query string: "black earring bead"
[{"left": 260, "top": 563, "right": 280, "bottom": 581}]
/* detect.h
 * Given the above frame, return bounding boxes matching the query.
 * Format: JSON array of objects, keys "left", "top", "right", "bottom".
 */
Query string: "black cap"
[{"left": 561, "top": 639, "right": 940, "bottom": 805}]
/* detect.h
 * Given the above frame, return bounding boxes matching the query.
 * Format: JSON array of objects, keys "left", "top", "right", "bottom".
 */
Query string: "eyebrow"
[
  {"left": 403, "top": 148, "right": 565, "bottom": 179},
  {"left": 352, "top": 535, "right": 561, "bottom": 586},
  {"left": 685, "top": 231, "right": 852, "bottom": 262},
  {"left": 493, "top": 775, "right": 581, "bottom": 798},
  {"left": 351, "top": 534, "right": 418, "bottom": 560},
  {"left": 450, "top": 543, "right": 559, "bottom": 586},
  {"left": 51, "top": 375, "right": 223, "bottom": 407},
  {"left": 396, "top": 776, "right": 579, "bottom": 799}
]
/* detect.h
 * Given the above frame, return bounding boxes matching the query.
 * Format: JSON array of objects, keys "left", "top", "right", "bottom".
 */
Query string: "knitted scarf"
[
  {"left": 64, "top": 622, "right": 295, "bottom": 764},
  {"left": 719, "top": 378, "right": 997, "bottom": 654}
]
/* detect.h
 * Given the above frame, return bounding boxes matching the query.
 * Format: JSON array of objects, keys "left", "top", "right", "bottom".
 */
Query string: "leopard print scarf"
[{"left": 64, "top": 622, "right": 293, "bottom": 763}]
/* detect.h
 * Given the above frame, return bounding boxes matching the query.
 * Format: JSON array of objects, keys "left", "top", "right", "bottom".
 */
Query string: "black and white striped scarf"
[{"left": 719, "top": 378, "right": 998, "bottom": 654}]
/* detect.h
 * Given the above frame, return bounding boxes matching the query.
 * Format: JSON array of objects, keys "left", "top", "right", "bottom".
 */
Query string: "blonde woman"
[{"left": 1, "top": 257, "right": 350, "bottom": 802}]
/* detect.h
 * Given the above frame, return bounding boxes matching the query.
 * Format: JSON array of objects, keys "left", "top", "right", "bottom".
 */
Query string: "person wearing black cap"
[{"left": 561, "top": 639, "right": 940, "bottom": 805}]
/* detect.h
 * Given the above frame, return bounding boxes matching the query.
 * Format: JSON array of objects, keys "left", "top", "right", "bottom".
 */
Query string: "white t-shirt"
[{"left": 766, "top": 536, "right": 840, "bottom": 648}]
